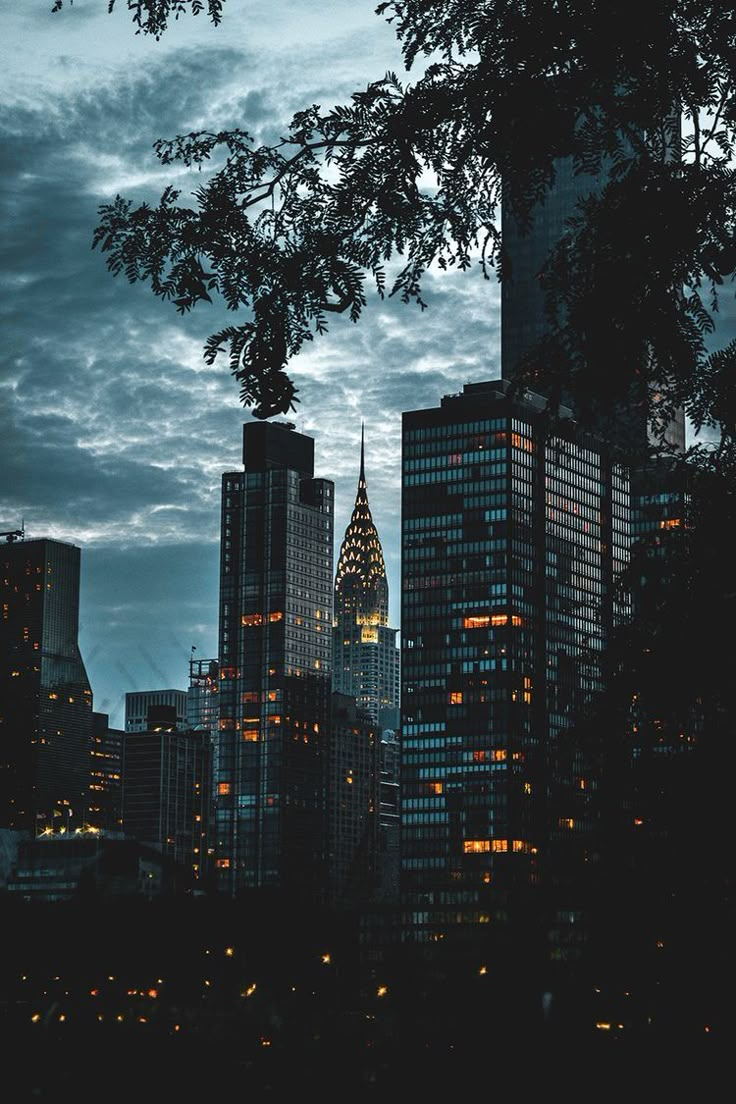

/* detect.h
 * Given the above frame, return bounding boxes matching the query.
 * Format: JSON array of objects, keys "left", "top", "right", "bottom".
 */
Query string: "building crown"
[{"left": 335, "top": 424, "right": 388, "bottom": 596}]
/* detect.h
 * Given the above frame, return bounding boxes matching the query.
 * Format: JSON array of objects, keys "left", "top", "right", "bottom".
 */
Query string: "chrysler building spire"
[
  {"left": 334, "top": 422, "right": 388, "bottom": 616},
  {"left": 333, "top": 425, "right": 399, "bottom": 726}
]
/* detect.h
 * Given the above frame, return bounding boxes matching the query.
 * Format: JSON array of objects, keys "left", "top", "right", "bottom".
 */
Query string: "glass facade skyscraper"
[
  {"left": 502, "top": 148, "right": 686, "bottom": 457},
  {"left": 216, "top": 421, "right": 334, "bottom": 900},
  {"left": 0, "top": 537, "right": 93, "bottom": 831},
  {"left": 400, "top": 380, "right": 629, "bottom": 948}
]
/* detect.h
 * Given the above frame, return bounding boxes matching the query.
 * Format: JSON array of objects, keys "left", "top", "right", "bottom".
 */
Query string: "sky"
[
  {"left": 2, "top": 2, "right": 733, "bottom": 730},
  {"left": 2, "top": 1, "right": 502, "bottom": 728}
]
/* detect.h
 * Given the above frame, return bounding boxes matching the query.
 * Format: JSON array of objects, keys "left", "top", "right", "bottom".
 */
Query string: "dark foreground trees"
[{"left": 60, "top": 0, "right": 736, "bottom": 466}]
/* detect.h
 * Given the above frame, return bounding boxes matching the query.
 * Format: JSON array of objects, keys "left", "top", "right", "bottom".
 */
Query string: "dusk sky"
[{"left": 2, "top": 2, "right": 732, "bottom": 729}]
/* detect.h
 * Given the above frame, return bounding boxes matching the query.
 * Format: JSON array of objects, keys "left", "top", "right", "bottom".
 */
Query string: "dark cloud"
[{"left": 20, "top": 6, "right": 702, "bottom": 728}]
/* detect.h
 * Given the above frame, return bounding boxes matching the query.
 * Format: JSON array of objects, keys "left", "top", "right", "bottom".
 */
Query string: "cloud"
[
  {"left": 3, "top": 12, "right": 481, "bottom": 725},
  {"left": 14, "top": 3, "right": 729, "bottom": 729}
]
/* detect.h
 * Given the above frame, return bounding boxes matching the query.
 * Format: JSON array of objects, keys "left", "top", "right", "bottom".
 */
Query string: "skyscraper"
[
  {"left": 88, "top": 710, "right": 123, "bottom": 833},
  {"left": 400, "top": 380, "right": 629, "bottom": 951},
  {"left": 0, "top": 536, "right": 93, "bottom": 831},
  {"left": 216, "top": 421, "right": 334, "bottom": 900},
  {"left": 333, "top": 428, "right": 401, "bottom": 912},
  {"left": 333, "top": 426, "right": 400, "bottom": 728},
  {"left": 327, "top": 692, "right": 379, "bottom": 906},
  {"left": 501, "top": 146, "right": 686, "bottom": 457},
  {"left": 121, "top": 704, "right": 212, "bottom": 888}
]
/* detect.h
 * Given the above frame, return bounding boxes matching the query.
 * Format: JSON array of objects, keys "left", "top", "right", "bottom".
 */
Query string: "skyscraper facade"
[
  {"left": 327, "top": 692, "right": 379, "bottom": 905},
  {"left": 400, "top": 381, "right": 629, "bottom": 949},
  {"left": 216, "top": 421, "right": 334, "bottom": 900},
  {"left": 501, "top": 147, "right": 686, "bottom": 457},
  {"left": 121, "top": 706, "right": 212, "bottom": 887},
  {"left": 187, "top": 657, "right": 220, "bottom": 732},
  {"left": 88, "top": 710, "right": 123, "bottom": 833},
  {"left": 333, "top": 428, "right": 400, "bottom": 728},
  {"left": 0, "top": 537, "right": 93, "bottom": 831}
]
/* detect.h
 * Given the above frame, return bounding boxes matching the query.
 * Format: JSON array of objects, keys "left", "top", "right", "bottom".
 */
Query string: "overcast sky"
[
  {"left": 2, "top": 1, "right": 502, "bottom": 727},
  {"left": 3, "top": 3, "right": 733, "bottom": 730}
]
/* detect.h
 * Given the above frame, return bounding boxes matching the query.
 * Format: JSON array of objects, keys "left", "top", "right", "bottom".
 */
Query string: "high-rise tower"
[
  {"left": 216, "top": 421, "right": 334, "bottom": 900},
  {"left": 400, "top": 381, "right": 629, "bottom": 953},
  {"left": 502, "top": 147, "right": 686, "bottom": 456},
  {"left": 0, "top": 536, "right": 94, "bottom": 831},
  {"left": 333, "top": 426, "right": 400, "bottom": 727}
]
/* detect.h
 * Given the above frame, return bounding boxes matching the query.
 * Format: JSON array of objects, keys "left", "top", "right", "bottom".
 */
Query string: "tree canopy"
[
  {"left": 78, "top": 0, "right": 736, "bottom": 465},
  {"left": 51, "top": 0, "right": 225, "bottom": 39}
]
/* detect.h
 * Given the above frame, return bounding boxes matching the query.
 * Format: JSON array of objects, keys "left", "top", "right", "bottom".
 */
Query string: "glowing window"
[
  {"left": 449, "top": 691, "right": 463, "bottom": 705},
  {"left": 463, "top": 840, "right": 491, "bottom": 853},
  {"left": 464, "top": 615, "right": 490, "bottom": 629},
  {"left": 242, "top": 613, "right": 263, "bottom": 627},
  {"left": 218, "top": 783, "right": 231, "bottom": 796}
]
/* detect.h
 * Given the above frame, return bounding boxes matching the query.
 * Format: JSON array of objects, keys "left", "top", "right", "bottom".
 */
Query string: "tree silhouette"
[{"left": 57, "top": 0, "right": 736, "bottom": 448}]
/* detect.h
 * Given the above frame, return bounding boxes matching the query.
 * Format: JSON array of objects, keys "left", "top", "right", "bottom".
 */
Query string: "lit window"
[
  {"left": 463, "top": 840, "right": 491, "bottom": 853},
  {"left": 268, "top": 611, "right": 283, "bottom": 622},
  {"left": 449, "top": 691, "right": 463, "bottom": 705},
  {"left": 218, "top": 782, "right": 231, "bottom": 796},
  {"left": 242, "top": 613, "right": 263, "bottom": 626},
  {"left": 464, "top": 615, "right": 490, "bottom": 629}
]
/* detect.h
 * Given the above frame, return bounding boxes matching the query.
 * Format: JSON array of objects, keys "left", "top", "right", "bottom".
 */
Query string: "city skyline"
[
  {"left": 2, "top": 2, "right": 730, "bottom": 730},
  {"left": 2, "top": 2, "right": 502, "bottom": 728}
]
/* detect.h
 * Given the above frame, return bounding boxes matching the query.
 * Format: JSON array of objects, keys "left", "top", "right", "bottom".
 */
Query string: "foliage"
[
  {"left": 51, "top": 0, "right": 225, "bottom": 38},
  {"left": 59, "top": 1, "right": 734, "bottom": 451}
]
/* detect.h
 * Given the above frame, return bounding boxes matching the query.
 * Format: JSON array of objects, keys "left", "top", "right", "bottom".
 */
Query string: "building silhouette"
[
  {"left": 125, "top": 689, "right": 188, "bottom": 733},
  {"left": 333, "top": 426, "right": 400, "bottom": 727},
  {"left": 400, "top": 380, "right": 629, "bottom": 952},
  {"left": 6, "top": 832, "right": 165, "bottom": 901},
  {"left": 327, "top": 692, "right": 379, "bottom": 906},
  {"left": 216, "top": 421, "right": 334, "bottom": 900},
  {"left": 0, "top": 536, "right": 93, "bottom": 832},
  {"left": 501, "top": 130, "right": 686, "bottom": 458},
  {"left": 121, "top": 704, "right": 212, "bottom": 888},
  {"left": 88, "top": 710, "right": 123, "bottom": 833}
]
